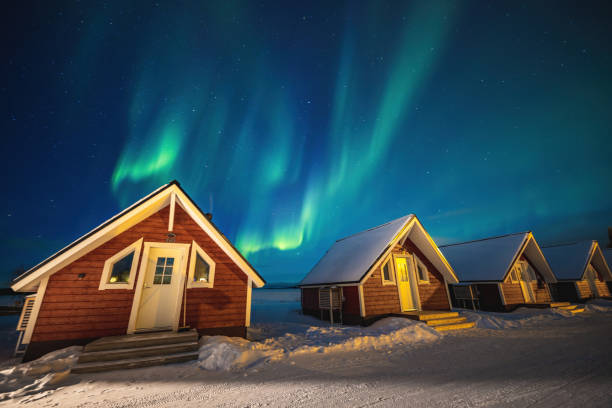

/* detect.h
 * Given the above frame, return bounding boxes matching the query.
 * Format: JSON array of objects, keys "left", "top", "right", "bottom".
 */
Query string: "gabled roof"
[
  {"left": 299, "top": 214, "right": 458, "bottom": 286},
  {"left": 440, "top": 232, "right": 556, "bottom": 283},
  {"left": 542, "top": 241, "right": 612, "bottom": 281},
  {"left": 605, "top": 249, "right": 612, "bottom": 276},
  {"left": 12, "top": 180, "right": 265, "bottom": 291}
]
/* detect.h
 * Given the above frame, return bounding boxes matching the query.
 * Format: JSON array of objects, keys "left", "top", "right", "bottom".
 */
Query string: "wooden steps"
[
  {"left": 72, "top": 329, "right": 199, "bottom": 374},
  {"left": 412, "top": 311, "right": 475, "bottom": 332},
  {"left": 550, "top": 302, "right": 586, "bottom": 315}
]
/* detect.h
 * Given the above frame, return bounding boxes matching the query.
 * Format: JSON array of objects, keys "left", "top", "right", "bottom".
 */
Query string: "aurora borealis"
[{"left": 3, "top": 1, "right": 612, "bottom": 284}]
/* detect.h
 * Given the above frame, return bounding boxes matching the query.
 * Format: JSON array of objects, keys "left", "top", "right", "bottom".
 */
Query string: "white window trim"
[
  {"left": 415, "top": 256, "right": 430, "bottom": 284},
  {"left": 380, "top": 256, "right": 396, "bottom": 286},
  {"left": 187, "top": 240, "right": 216, "bottom": 288},
  {"left": 98, "top": 238, "right": 143, "bottom": 290}
]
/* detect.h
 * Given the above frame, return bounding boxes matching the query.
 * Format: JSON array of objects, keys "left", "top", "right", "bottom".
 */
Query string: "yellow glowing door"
[
  {"left": 395, "top": 257, "right": 417, "bottom": 311},
  {"left": 517, "top": 264, "right": 535, "bottom": 303}
]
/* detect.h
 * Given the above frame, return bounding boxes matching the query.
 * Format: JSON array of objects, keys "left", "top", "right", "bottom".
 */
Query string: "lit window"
[
  {"left": 99, "top": 238, "right": 143, "bottom": 290},
  {"left": 108, "top": 251, "right": 135, "bottom": 283},
  {"left": 382, "top": 260, "right": 393, "bottom": 283},
  {"left": 194, "top": 254, "right": 210, "bottom": 283},
  {"left": 187, "top": 241, "right": 216, "bottom": 288}
]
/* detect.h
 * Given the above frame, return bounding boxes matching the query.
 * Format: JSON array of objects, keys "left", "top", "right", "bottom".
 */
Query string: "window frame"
[
  {"left": 415, "top": 256, "right": 430, "bottom": 284},
  {"left": 187, "top": 240, "right": 216, "bottom": 288},
  {"left": 98, "top": 238, "right": 143, "bottom": 290},
  {"left": 380, "top": 256, "right": 396, "bottom": 286}
]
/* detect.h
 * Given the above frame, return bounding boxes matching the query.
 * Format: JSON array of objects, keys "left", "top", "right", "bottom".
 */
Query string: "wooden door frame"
[
  {"left": 127, "top": 242, "right": 191, "bottom": 334},
  {"left": 393, "top": 254, "right": 421, "bottom": 311}
]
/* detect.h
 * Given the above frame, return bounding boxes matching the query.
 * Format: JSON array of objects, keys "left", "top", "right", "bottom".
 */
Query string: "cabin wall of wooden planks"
[
  {"left": 595, "top": 280, "right": 611, "bottom": 297},
  {"left": 362, "top": 265, "right": 401, "bottom": 316},
  {"left": 362, "top": 240, "right": 451, "bottom": 317},
  {"left": 403, "top": 241, "right": 451, "bottom": 310},
  {"left": 301, "top": 288, "right": 319, "bottom": 311},
  {"left": 575, "top": 281, "right": 592, "bottom": 299},
  {"left": 501, "top": 282, "right": 525, "bottom": 305},
  {"left": 32, "top": 205, "right": 248, "bottom": 343},
  {"left": 530, "top": 282, "right": 551, "bottom": 303}
]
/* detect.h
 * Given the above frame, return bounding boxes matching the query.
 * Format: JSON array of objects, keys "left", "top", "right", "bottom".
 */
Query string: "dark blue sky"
[{"left": 2, "top": 1, "right": 612, "bottom": 284}]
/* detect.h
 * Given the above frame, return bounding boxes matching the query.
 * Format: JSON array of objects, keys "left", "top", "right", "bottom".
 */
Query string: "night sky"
[{"left": 2, "top": 1, "right": 612, "bottom": 285}]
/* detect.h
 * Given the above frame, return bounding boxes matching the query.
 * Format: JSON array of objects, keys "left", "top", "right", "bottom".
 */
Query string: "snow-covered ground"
[{"left": 1, "top": 289, "right": 612, "bottom": 407}]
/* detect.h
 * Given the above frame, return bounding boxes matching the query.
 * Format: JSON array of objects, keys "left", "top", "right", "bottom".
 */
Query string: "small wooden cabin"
[
  {"left": 298, "top": 215, "right": 458, "bottom": 324},
  {"left": 11, "top": 181, "right": 265, "bottom": 361},
  {"left": 441, "top": 232, "right": 556, "bottom": 312},
  {"left": 543, "top": 241, "right": 612, "bottom": 301},
  {"left": 606, "top": 249, "right": 612, "bottom": 294}
]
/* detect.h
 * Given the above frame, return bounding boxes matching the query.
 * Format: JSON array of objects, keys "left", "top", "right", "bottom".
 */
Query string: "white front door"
[{"left": 135, "top": 247, "right": 186, "bottom": 331}]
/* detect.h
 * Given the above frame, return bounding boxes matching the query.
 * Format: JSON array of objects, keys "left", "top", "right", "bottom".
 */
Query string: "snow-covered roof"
[
  {"left": 300, "top": 215, "right": 414, "bottom": 286},
  {"left": 439, "top": 233, "right": 528, "bottom": 282},
  {"left": 605, "top": 250, "right": 612, "bottom": 274},
  {"left": 541, "top": 241, "right": 593, "bottom": 280},
  {"left": 543, "top": 241, "right": 612, "bottom": 281}
]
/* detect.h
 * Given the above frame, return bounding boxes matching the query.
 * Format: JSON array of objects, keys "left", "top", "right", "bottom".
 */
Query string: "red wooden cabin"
[
  {"left": 299, "top": 215, "right": 459, "bottom": 325},
  {"left": 11, "top": 181, "right": 265, "bottom": 361}
]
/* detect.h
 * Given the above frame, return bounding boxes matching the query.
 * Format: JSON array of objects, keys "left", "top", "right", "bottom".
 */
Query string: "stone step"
[
  {"left": 72, "top": 351, "right": 199, "bottom": 374},
  {"left": 417, "top": 312, "right": 459, "bottom": 321},
  {"left": 557, "top": 305, "right": 578, "bottom": 310},
  {"left": 550, "top": 302, "right": 570, "bottom": 308},
  {"left": 78, "top": 341, "right": 199, "bottom": 363},
  {"left": 84, "top": 329, "right": 198, "bottom": 352},
  {"left": 434, "top": 321, "right": 475, "bottom": 332},
  {"left": 424, "top": 317, "right": 467, "bottom": 326},
  {"left": 570, "top": 308, "right": 585, "bottom": 314}
]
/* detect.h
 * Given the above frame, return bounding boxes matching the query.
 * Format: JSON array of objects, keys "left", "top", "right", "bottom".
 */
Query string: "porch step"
[
  {"left": 556, "top": 305, "right": 578, "bottom": 310},
  {"left": 422, "top": 316, "right": 467, "bottom": 326},
  {"left": 72, "top": 351, "right": 199, "bottom": 374},
  {"left": 417, "top": 312, "right": 459, "bottom": 321},
  {"left": 433, "top": 321, "right": 476, "bottom": 332},
  {"left": 78, "top": 341, "right": 199, "bottom": 363},
  {"left": 550, "top": 302, "right": 570, "bottom": 308},
  {"left": 84, "top": 329, "right": 198, "bottom": 352},
  {"left": 570, "top": 307, "right": 585, "bottom": 314}
]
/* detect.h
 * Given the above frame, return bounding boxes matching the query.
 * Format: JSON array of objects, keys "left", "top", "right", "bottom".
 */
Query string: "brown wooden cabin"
[
  {"left": 298, "top": 215, "right": 458, "bottom": 325},
  {"left": 543, "top": 241, "right": 612, "bottom": 302},
  {"left": 11, "top": 181, "right": 265, "bottom": 361},
  {"left": 606, "top": 249, "right": 612, "bottom": 294},
  {"left": 441, "top": 232, "right": 557, "bottom": 312}
]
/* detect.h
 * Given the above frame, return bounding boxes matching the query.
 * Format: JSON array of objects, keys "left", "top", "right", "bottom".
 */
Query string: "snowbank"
[
  {"left": 198, "top": 317, "right": 440, "bottom": 372},
  {"left": 461, "top": 299, "right": 612, "bottom": 330},
  {"left": 0, "top": 346, "right": 81, "bottom": 402},
  {"left": 584, "top": 299, "right": 612, "bottom": 313}
]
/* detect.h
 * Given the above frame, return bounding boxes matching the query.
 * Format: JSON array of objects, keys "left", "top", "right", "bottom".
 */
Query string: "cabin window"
[
  {"left": 153, "top": 257, "right": 174, "bottom": 285},
  {"left": 381, "top": 259, "right": 395, "bottom": 285},
  {"left": 187, "top": 241, "right": 216, "bottom": 288},
  {"left": 98, "top": 238, "right": 143, "bottom": 290},
  {"left": 415, "top": 257, "right": 429, "bottom": 283},
  {"left": 194, "top": 253, "right": 210, "bottom": 283},
  {"left": 109, "top": 252, "right": 135, "bottom": 283},
  {"left": 509, "top": 268, "right": 519, "bottom": 283}
]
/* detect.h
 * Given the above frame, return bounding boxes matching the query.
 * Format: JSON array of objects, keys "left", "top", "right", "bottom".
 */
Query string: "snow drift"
[{"left": 198, "top": 317, "right": 440, "bottom": 371}]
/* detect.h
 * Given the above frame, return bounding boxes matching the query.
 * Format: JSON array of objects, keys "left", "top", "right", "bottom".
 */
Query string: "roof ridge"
[
  {"left": 334, "top": 214, "right": 413, "bottom": 243},
  {"left": 439, "top": 231, "right": 530, "bottom": 248},
  {"left": 541, "top": 240, "right": 596, "bottom": 249}
]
